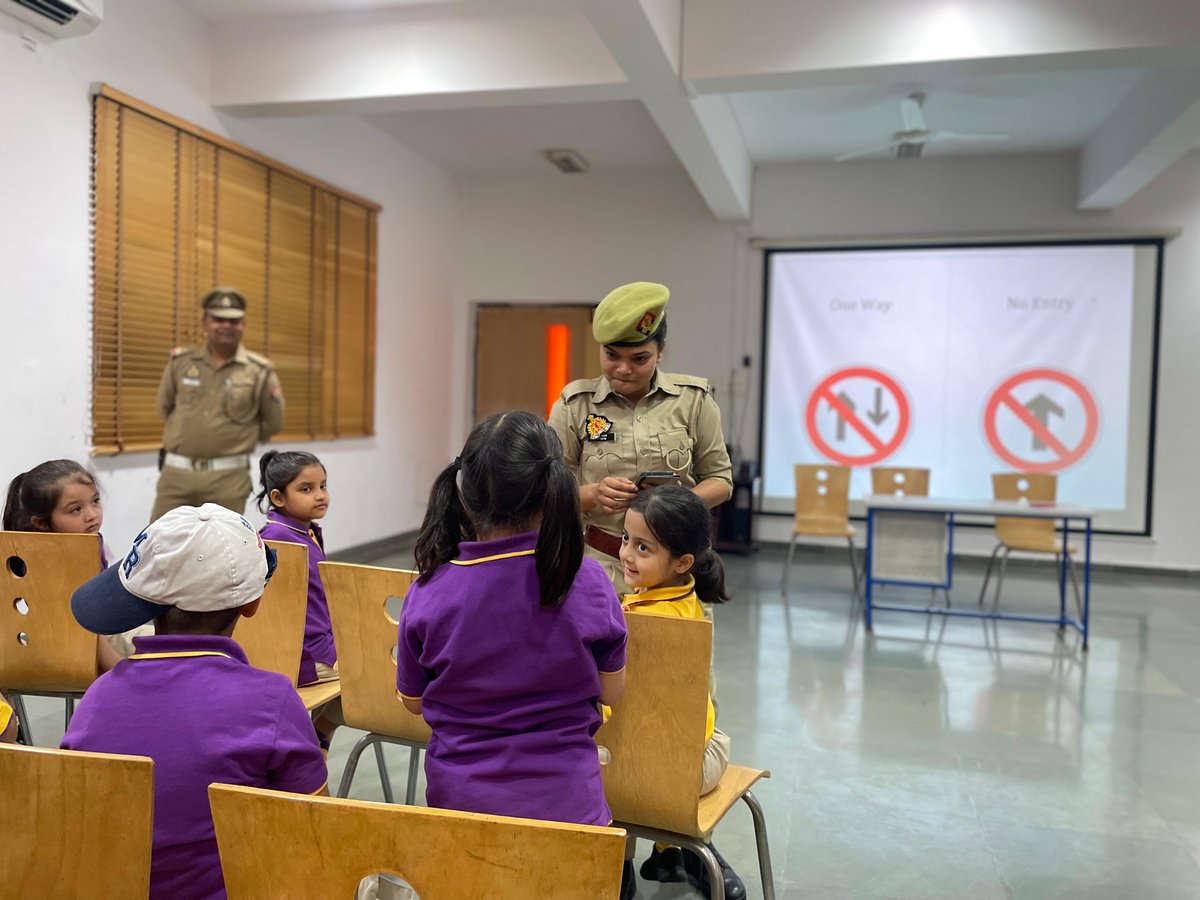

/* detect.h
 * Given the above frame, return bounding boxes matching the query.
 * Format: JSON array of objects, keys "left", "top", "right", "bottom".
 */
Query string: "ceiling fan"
[{"left": 834, "top": 92, "right": 1012, "bottom": 162}]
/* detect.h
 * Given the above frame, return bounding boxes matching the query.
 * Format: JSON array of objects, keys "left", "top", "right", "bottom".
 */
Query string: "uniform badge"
[
  {"left": 636, "top": 311, "right": 657, "bottom": 335},
  {"left": 585, "top": 414, "right": 615, "bottom": 442},
  {"left": 182, "top": 363, "right": 201, "bottom": 388}
]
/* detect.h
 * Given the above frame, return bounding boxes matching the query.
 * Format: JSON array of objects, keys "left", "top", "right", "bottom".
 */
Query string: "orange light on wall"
[{"left": 546, "top": 324, "right": 571, "bottom": 418}]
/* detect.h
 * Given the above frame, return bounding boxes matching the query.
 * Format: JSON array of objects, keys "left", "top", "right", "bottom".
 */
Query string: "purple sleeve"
[
  {"left": 395, "top": 588, "right": 431, "bottom": 700},
  {"left": 581, "top": 560, "right": 627, "bottom": 673},
  {"left": 266, "top": 683, "right": 329, "bottom": 794}
]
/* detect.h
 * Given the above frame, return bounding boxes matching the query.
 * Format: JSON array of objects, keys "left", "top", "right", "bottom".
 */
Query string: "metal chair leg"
[
  {"left": 1067, "top": 553, "right": 1083, "bottom": 620},
  {"left": 978, "top": 544, "right": 1003, "bottom": 605},
  {"left": 742, "top": 789, "right": 776, "bottom": 900},
  {"left": 781, "top": 535, "right": 798, "bottom": 588},
  {"left": 990, "top": 548, "right": 1011, "bottom": 613},
  {"left": 680, "top": 838, "right": 725, "bottom": 900},
  {"left": 404, "top": 747, "right": 422, "bottom": 805},
  {"left": 374, "top": 741, "right": 395, "bottom": 804},
  {"left": 64, "top": 696, "right": 76, "bottom": 731},
  {"left": 336, "top": 732, "right": 377, "bottom": 798},
  {"left": 846, "top": 536, "right": 862, "bottom": 600}
]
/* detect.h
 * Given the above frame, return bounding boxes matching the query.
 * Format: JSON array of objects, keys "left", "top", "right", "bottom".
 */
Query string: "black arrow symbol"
[
  {"left": 1024, "top": 393, "right": 1064, "bottom": 450},
  {"left": 866, "top": 387, "right": 888, "bottom": 426},
  {"left": 831, "top": 390, "right": 855, "bottom": 442}
]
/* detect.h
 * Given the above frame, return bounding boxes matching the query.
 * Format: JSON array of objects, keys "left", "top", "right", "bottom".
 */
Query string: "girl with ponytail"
[
  {"left": 397, "top": 410, "right": 628, "bottom": 828},
  {"left": 619, "top": 484, "right": 744, "bottom": 895}
]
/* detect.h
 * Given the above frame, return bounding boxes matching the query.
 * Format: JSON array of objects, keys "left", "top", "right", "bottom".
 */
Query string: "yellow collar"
[{"left": 623, "top": 576, "right": 696, "bottom": 608}]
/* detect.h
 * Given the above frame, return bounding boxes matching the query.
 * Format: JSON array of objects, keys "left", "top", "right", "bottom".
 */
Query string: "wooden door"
[{"left": 474, "top": 305, "right": 600, "bottom": 423}]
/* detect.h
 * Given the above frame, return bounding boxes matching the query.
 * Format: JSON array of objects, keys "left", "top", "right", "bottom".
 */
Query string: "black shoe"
[
  {"left": 639, "top": 845, "right": 688, "bottom": 883},
  {"left": 682, "top": 842, "right": 747, "bottom": 900},
  {"left": 620, "top": 860, "right": 638, "bottom": 900}
]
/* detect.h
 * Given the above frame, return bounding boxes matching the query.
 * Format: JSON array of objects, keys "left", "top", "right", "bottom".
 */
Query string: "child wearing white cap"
[{"left": 62, "top": 504, "right": 328, "bottom": 900}]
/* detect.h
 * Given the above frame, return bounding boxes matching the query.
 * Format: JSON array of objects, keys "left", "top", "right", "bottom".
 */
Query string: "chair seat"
[
  {"left": 696, "top": 764, "right": 770, "bottom": 838},
  {"left": 1001, "top": 538, "right": 1075, "bottom": 556},
  {"left": 793, "top": 517, "right": 856, "bottom": 538},
  {"left": 297, "top": 682, "right": 341, "bottom": 712}
]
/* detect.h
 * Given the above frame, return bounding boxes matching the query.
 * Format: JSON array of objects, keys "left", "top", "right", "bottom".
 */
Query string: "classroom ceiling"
[{"left": 189, "top": 0, "right": 1200, "bottom": 218}]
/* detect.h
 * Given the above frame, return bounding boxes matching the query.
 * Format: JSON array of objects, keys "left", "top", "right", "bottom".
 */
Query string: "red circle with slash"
[
  {"left": 983, "top": 367, "right": 1098, "bottom": 473},
  {"left": 805, "top": 366, "right": 911, "bottom": 466}
]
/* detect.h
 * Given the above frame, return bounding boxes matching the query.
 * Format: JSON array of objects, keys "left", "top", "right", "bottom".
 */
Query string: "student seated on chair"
[
  {"left": 396, "top": 412, "right": 627, "bottom": 827},
  {"left": 61, "top": 504, "right": 329, "bottom": 900},
  {"left": 618, "top": 485, "right": 746, "bottom": 900}
]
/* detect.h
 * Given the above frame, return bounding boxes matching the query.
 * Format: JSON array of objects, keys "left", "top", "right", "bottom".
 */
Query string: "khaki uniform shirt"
[
  {"left": 548, "top": 370, "right": 733, "bottom": 539},
  {"left": 157, "top": 344, "right": 284, "bottom": 458}
]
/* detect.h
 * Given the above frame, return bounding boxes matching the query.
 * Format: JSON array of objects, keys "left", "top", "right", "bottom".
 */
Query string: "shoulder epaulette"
[
  {"left": 243, "top": 350, "right": 275, "bottom": 369},
  {"left": 667, "top": 373, "right": 713, "bottom": 394},
  {"left": 169, "top": 346, "right": 188, "bottom": 359},
  {"left": 561, "top": 377, "right": 602, "bottom": 400}
]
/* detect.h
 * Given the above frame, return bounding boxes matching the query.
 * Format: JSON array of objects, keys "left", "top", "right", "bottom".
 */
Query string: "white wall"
[
  {"left": 0, "top": 0, "right": 458, "bottom": 554},
  {"left": 457, "top": 152, "right": 1200, "bottom": 570}
]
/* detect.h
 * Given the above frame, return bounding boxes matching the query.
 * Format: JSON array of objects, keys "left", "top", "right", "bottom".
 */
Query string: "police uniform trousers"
[{"left": 151, "top": 466, "right": 252, "bottom": 522}]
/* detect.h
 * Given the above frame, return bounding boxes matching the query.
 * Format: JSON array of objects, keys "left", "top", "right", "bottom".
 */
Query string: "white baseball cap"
[{"left": 71, "top": 504, "right": 276, "bottom": 634}]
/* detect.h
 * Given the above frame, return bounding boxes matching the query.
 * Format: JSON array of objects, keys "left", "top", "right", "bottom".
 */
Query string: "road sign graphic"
[
  {"left": 983, "top": 367, "right": 1099, "bottom": 473},
  {"left": 805, "top": 366, "right": 910, "bottom": 466}
]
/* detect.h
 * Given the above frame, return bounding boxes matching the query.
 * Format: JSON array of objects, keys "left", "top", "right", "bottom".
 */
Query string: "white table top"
[{"left": 863, "top": 494, "right": 1096, "bottom": 518}]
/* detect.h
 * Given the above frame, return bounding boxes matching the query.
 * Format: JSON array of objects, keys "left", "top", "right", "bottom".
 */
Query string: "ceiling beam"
[
  {"left": 578, "top": 0, "right": 753, "bottom": 221},
  {"left": 1078, "top": 67, "right": 1200, "bottom": 210}
]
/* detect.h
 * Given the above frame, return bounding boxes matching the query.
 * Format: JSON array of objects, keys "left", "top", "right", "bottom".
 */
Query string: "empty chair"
[
  {"left": 2, "top": 743, "right": 154, "bottom": 897},
  {"left": 0, "top": 531, "right": 104, "bottom": 742},
  {"left": 782, "top": 464, "right": 859, "bottom": 597},
  {"left": 321, "top": 561, "right": 431, "bottom": 805},
  {"left": 597, "top": 612, "right": 774, "bottom": 900},
  {"left": 869, "top": 466, "right": 930, "bottom": 497},
  {"left": 980, "top": 473, "right": 1080, "bottom": 614},
  {"left": 209, "top": 782, "right": 627, "bottom": 899}
]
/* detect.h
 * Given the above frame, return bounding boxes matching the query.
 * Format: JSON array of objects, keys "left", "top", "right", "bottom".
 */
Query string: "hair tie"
[
  {"left": 540, "top": 455, "right": 556, "bottom": 472},
  {"left": 452, "top": 456, "right": 462, "bottom": 472}
]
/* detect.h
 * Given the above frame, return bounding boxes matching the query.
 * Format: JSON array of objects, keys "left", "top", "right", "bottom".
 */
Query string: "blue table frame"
[{"left": 863, "top": 496, "right": 1095, "bottom": 650}]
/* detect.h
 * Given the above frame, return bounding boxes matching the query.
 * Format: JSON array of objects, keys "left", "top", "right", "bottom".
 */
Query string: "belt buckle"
[{"left": 192, "top": 458, "right": 210, "bottom": 472}]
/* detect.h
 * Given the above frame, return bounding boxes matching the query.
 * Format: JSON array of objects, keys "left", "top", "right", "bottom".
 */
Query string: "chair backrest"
[
  {"left": 0, "top": 531, "right": 102, "bottom": 692},
  {"left": 234, "top": 540, "right": 308, "bottom": 685},
  {"left": 793, "top": 463, "right": 852, "bottom": 526},
  {"left": 595, "top": 612, "right": 711, "bottom": 836},
  {"left": 210, "top": 782, "right": 627, "bottom": 899},
  {"left": 870, "top": 466, "right": 930, "bottom": 497},
  {"left": 321, "top": 561, "right": 430, "bottom": 742},
  {"left": 992, "top": 473, "right": 1057, "bottom": 546},
  {"left": 2, "top": 744, "right": 154, "bottom": 897}
]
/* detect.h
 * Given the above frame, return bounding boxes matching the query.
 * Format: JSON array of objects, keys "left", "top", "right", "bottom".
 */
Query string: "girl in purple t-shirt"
[
  {"left": 256, "top": 449, "right": 340, "bottom": 750},
  {"left": 396, "top": 411, "right": 628, "bottom": 833}
]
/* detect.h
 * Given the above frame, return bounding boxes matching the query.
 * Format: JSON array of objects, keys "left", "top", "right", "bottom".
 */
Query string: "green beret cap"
[
  {"left": 592, "top": 282, "right": 669, "bottom": 345},
  {"left": 201, "top": 287, "right": 247, "bottom": 320}
]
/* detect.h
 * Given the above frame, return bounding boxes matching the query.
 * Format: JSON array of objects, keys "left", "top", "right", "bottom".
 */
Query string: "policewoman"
[
  {"left": 549, "top": 282, "right": 733, "bottom": 595},
  {"left": 151, "top": 288, "right": 285, "bottom": 522}
]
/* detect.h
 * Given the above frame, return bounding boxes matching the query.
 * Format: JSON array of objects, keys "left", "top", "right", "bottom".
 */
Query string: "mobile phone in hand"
[{"left": 635, "top": 471, "right": 680, "bottom": 489}]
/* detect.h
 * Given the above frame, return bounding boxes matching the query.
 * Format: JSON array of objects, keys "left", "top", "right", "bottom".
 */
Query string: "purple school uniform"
[
  {"left": 259, "top": 510, "right": 336, "bottom": 685},
  {"left": 396, "top": 532, "right": 627, "bottom": 826},
  {"left": 62, "top": 634, "right": 328, "bottom": 900}
]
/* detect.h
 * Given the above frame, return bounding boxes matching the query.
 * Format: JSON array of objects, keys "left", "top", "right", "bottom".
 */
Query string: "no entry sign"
[
  {"left": 805, "top": 366, "right": 910, "bottom": 466},
  {"left": 983, "top": 367, "right": 1099, "bottom": 473}
]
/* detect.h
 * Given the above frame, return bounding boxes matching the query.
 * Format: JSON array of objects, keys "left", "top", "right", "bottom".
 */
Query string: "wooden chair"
[
  {"left": 980, "top": 473, "right": 1081, "bottom": 614},
  {"left": 321, "top": 561, "right": 431, "bottom": 805},
  {"left": 0, "top": 531, "right": 104, "bottom": 743},
  {"left": 233, "top": 540, "right": 340, "bottom": 712},
  {"left": 782, "top": 463, "right": 860, "bottom": 597},
  {"left": 1, "top": 743, "right": 154, "bottom": 897},
  {"left": 210, "top": 782, "right": 627, "bottom": 899},
  {"left": 596, "top": 613, "right": 774, "bottom": 900},
  {"left": 870, "top": 466, "right": 930, "bottom": 497}
]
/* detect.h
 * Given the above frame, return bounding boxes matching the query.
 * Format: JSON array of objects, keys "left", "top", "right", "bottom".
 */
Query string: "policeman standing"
[
  {"left": 548, "top": 281, "right": 733, "bottom": 595},
  {"left": 150, "top": 288, "right": 285, "bottom": 522}
]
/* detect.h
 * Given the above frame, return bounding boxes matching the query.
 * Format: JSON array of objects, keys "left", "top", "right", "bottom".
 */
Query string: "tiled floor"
[{"left": 19, "top": 545, "right": 1200, "bottom": 898}]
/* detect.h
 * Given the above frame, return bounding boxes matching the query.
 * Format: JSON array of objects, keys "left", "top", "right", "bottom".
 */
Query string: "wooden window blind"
[{"left": 90, "top": 86, "right": 379, "bottom": 454}]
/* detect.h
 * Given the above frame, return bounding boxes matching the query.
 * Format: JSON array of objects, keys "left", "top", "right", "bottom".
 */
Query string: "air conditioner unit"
[{"left": 2, "top": 0, "right": 102, "bottom": 38}]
